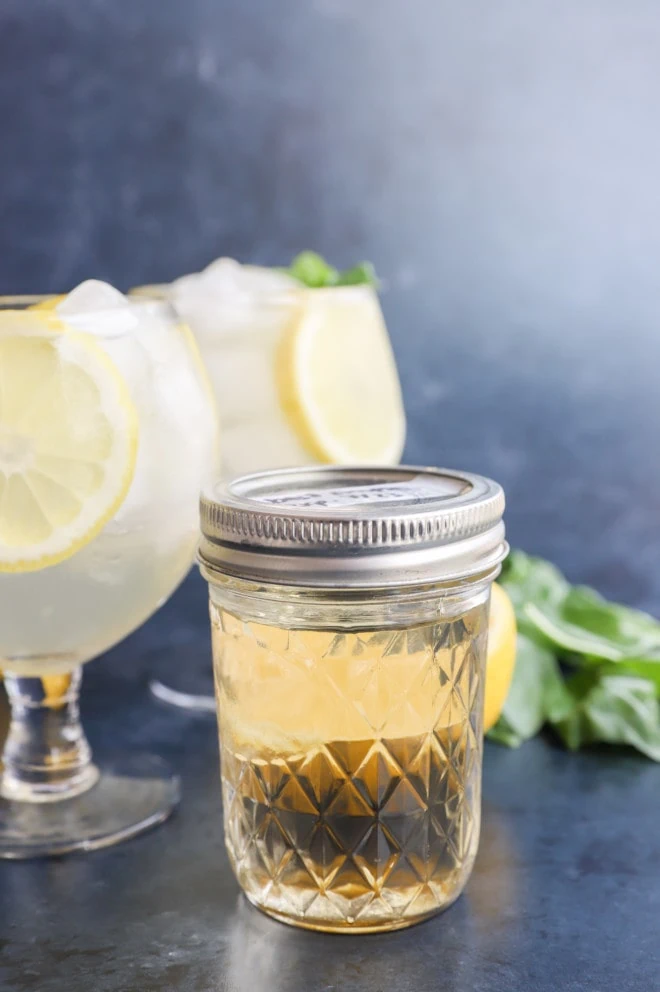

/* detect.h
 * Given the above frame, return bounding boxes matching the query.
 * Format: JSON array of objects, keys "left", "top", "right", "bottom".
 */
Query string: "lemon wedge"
[
  {"left": 0, "top": 312, "right": 138, "bottom": 573},
  {"left": 278, "top": 286, "right": 406, "bottom": 464},
  {"left": 27, "top": 295, "right": 67, "bottom": 312},
  {"left": 483, "top": 583, "right": 517, "bottom": 731}
]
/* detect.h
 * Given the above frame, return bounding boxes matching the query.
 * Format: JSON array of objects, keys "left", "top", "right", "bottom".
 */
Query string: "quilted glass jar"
[{"left": 200, "top": 466, "right": 507, "bottom": 933}]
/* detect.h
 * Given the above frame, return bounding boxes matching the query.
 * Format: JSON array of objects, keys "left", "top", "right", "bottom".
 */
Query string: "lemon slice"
[
  {"left": 278, "top": 286, "right": 406, "bottom": 464},
  {"left": 27, "top": 295, "right": 67, "bottom": 312},
  {"left": 0, "top": 312, "right": 138, "bottom": 573}
]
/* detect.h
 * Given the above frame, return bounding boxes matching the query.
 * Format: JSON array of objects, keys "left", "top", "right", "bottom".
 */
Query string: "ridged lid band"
[{"left": 199, "top": 465, "right": 507, "bottom": 589}]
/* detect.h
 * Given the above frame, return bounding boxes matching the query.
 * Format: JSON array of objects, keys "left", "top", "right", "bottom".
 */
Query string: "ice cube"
[
  {"left": 58, "top": 280, "right": 138, "bottom": 335},
  {"left": 196, "top": 257, "right": 247, "bottom": 297},
  {"left": 172, "top": 258, "right": 297, "bottom": 305},
  {"left": 201, "top": 258, "right": 298, "bottom": 297},
  {"left": 169, "top": 258, "right": 299, "bottom": 344},
  {"left": 58, "top": 279, "right": 128, "bottom": 314}
]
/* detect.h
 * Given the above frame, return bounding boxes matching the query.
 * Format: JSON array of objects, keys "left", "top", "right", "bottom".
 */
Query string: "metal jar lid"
[{"left": 199, "top": 465, "right": 507, "bottom": 589}]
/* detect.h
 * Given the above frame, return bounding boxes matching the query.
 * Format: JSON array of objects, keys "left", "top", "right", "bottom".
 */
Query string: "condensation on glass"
[{"left": 200, "top": 466, "right": 507, "bottom": 933}]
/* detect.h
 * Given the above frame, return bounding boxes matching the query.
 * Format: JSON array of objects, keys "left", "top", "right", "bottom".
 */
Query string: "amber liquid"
[
  {"left": 222, "top": 728, "right": 479, "bottom": 932},
  {"left": 213, "top": 606, "right": 487, "bottom": 932}
]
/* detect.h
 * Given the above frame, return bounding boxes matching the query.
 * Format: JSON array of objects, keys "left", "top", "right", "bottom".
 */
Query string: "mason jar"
[{"left": 199, "top": 466, "right": 507, "bottom": 933}]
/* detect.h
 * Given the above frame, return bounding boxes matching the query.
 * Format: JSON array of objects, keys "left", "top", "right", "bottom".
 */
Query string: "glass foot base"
[
  {"left": 149, "top": 648, "right": 215, "bottom": 712},
  {"left": 0, "top": 755, "right": 180, "bottom": 859},
  {"left": 0, "top": 761, "right": 100, "bottom": 803}
]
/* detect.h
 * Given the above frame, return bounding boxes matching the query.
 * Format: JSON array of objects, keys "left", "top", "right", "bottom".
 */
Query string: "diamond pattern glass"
[{"left": 212, "top": 598, "right": 488, "bottom": 933}]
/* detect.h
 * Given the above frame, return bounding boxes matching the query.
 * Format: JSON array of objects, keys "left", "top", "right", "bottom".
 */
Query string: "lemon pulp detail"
[{"left": 0, "top": 312, "right": 138, "bottom": 573}]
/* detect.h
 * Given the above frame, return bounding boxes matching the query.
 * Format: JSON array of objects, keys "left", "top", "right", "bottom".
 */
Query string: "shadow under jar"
[{"left": 200, "top": 466, "right": 507, "bottom": 933}]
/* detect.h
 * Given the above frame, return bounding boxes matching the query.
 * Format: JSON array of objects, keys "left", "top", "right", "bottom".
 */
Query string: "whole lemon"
[{"left": 483, "top": 583, "right": 517, "bottom": 732}]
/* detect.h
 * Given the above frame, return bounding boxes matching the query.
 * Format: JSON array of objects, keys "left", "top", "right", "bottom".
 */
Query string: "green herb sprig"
[
  {"left": 490, "top": 550, "right": 660, "bottom": 760},
  {"left": 285, "top": 252, "right": 378, "bottom": 289}
]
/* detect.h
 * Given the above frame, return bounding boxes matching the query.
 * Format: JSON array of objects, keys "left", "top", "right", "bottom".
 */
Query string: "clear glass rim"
[
  {"left": 128, "top": 281, "right": 379, "bottom": 306},
  {"left": 0, "top": 294, "right": 178, "bottom": 323},
  {"left": 0, "top": 295, "right": 54, "bottom": 306}
]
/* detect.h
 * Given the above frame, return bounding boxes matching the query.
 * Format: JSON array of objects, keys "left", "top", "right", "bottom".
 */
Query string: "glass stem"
[{"left": 1, "top": 667, "right": 99, "bottom": 803}]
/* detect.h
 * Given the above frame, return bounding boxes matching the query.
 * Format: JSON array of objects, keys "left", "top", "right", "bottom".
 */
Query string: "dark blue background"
[{"left": 3, "top": 0, "right": 660, "bottom": 604}]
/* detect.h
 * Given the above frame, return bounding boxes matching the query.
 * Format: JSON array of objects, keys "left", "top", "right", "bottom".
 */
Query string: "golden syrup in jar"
[
  {"left": 200, "top": 464, "right": 507, "bottom": 932},
  {"left": 212, "top": 601, "right": 487, "bottom": 932}
]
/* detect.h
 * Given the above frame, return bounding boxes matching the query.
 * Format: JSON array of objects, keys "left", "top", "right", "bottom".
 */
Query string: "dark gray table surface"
[{"left": 0, "top": 571, "right": 658, "bottom": 992}]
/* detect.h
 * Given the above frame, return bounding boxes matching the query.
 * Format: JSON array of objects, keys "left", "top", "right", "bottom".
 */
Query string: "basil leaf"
[
  {"left": 610, "top": 656, "right": 660, "bottom": 693},
  {"left": 552, "top": 673, "right": 660, "bottom": 762},
  {"left": 563, "top": 586, "right": 660, "bottom": 655},
  {"left": 523, "top": 601, "right": 626, "bottom": 661},
  {"left": 487, "top": 715, "right": 524, "bottom": 748},
  {"left": 335, "top": 262, "right": 378, "bottom": 286},
  {"left": 288, "top": 251, "right": 339, "bottom": 288},
  {"left": 286, "top": 252, "right": 378, "bottom": 288},
  {"left": 500, "top": 550, "right": 569, "bottom": 614},
  {"left": 502, "top": 551, "right": 660, "bottom": 669},
  {"left": 522, "top": 587, "right": 660, "bottom": 664},
  {"left": 495, "top": 550, "right": 660, "bottom": 760},
  {"left": 487, "top": 633, "right": 572, "bottom": 748}
]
